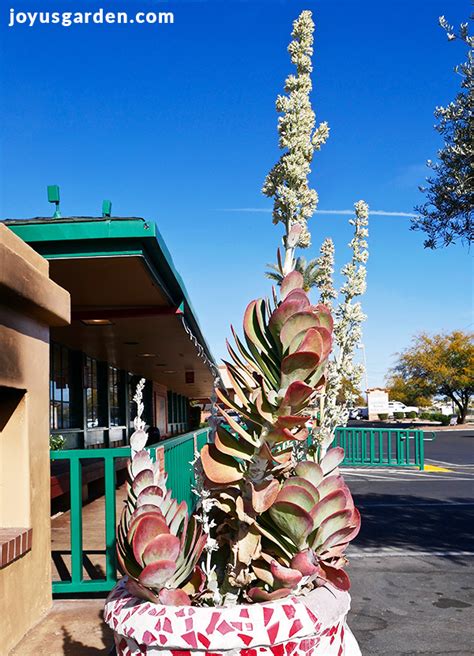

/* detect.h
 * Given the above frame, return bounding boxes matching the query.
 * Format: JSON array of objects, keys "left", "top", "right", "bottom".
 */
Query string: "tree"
[
  {"left": 265, "top": 255, "right": 320, "bottom": 291},
  {"left": 412, "top": 17, "right": 474, "bottom": 248},
  {"left": 392, "top": 331, "right": 474, "bottom": 423},
  {"left": 385, "top": 373, "right": 432, "bottom": 408},
  {"left": 336, "top": 377, "right": 365, "bottom": 407}
]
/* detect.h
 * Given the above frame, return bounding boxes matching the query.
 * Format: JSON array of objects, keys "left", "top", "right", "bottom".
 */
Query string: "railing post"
[
  {"left": 69, "top": 454, "right": 83, "bottom": 587},
  {"left": 418, "top": 430, "right": 425, "bottom": 470},
  {"left": 104, "top": 454, "right": 117, "bottom": 585}
]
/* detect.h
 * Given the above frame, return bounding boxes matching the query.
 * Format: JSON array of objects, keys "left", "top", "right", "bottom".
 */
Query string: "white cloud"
[{"left": 218, "top": 208, "right": 418, "bottom": 218}]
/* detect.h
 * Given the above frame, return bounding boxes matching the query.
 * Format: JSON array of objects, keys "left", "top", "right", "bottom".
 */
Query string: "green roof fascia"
[{"left": 7, "top": 218, "right": 217, "bottom": 371}]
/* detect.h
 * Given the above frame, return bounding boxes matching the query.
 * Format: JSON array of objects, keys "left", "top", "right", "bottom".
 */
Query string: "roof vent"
[
  {"left": 47, "top": 185, "right": 61, "bottom": 218},
  {"left": 102, "top": 199, "right": 112, "bottom": 217}
]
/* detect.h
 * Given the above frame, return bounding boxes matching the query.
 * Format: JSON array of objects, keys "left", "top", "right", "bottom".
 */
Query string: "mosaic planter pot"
[{"left": 104, "top": 579, "right": 361, "bottom": 656}]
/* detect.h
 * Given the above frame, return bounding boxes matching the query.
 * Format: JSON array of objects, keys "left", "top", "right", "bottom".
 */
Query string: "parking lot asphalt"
[{"left": 345, "top": 429, "right": 474, "bottom": 655}]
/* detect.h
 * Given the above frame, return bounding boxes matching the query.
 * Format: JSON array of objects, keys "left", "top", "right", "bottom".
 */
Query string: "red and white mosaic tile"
[{"left": 105, "top": 580, "right": 361, "bottom": 656}]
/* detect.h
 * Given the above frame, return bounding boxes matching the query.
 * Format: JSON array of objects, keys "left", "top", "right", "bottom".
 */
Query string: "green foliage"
[
  {"left": 336, "top": 377, "right": 365, "bottom": 406},
  {"left": 385, "top": 373, "right": 432, "bottom": 408},
  {"left": 378, "top": 413, "right": 388, "bottom": 421},
  {"left": 265, "top": 256, "right": 320, "bottom": 291},
  {"left": 393, "top": 412, "right": 405, "bottom": 420},
  {"left": 392, "top": 330, "right": 474, "bottom": 423},
  {"left": 49, "top": 434, "right": 65, "bottom": 451},
  {"left": 413, "top": 17, "right": 473, "bottom": 248},
  {"left": 406, "top": 411, "right": 417, "bottom": 419}
]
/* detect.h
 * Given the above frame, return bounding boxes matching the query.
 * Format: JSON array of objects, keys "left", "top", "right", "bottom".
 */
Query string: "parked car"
[
  {"left": 388, "top": 401, "right": 419, "bottom": 415},
  {"left": 349, "top": 406, "right": 368, "bottom": 419}
]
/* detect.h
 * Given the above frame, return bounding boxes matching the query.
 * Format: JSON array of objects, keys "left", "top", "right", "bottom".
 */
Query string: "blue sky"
[{"left": 1, "top": 0, "right": 472, "bottom": 387}]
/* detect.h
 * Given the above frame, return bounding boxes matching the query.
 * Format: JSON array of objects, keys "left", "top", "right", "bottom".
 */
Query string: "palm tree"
[{"left": 265, "top": 256, "right": 320, "bottom": 292}]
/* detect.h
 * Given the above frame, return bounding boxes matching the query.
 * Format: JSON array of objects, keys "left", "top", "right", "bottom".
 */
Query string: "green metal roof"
[{"left": 4, "top": 216, "right": 217, "bottom": 371}]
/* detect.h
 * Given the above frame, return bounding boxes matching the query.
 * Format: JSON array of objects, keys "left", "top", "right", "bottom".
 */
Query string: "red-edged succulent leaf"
[
  {"left": 131, "top": 450, "right": 154, "bottom": 478},
  {"left": 317, "top": 474, "right": 346, "bottom": 499},
  {"left": 275, "top": 485, "right": 317, "bottom": 514},
  {"left": 265, "top": 427, "right": 294, "bottom": 444},
  {"left": 294, "top": 328, "right": 325, "bottom": 358},
  {"left": 128, "top": 510, "right": 168, "bottom": 543},
  {"left": 158, "top": 588, "right": 192, "bottom": 606},
  {"left": 312, "top": 304, "right": 334, "bottom": 332},
  {"left": 243, "top": 300, "right": 271, "bottom": 353},
  {"left": 138, "top": 560, "right": 177, "bottom": 588},
  {"left": 281, "top": 351, "right": 320, "bottom": 386},
  {"left": 269, "top": 501, "right": 314, "bottom": 547},
  {"left": 132, "top": 469, "right": 155, "bottom": 497},
  {"left": 270, "top": 560, "right": 303, "bottom": 588},
  {"left": 181, "top": 566, "right": 206, "bottom": 595},
  {"left": 316, "top": 527, "right": 355, "bottom": 554},
  {"left": 218, "top": 406, "right": 259, "bottom": 447},
  {"left": 215, "top": 425, "right": 255, "bottom": 461},
  {"left": 131, "top": 514, "right": 170, "bottom": 564},
  {"left": 284, "top": 476, "right": 320, "bottom": 504},
  {"left": 200, "top": 443, "right": 244, "bottom": 484},
  {"left": 280, "top": 381, "right": 314, "bottom": 412},
  {"left": 247, "top": 587, "right": 292, "bottom": 602},
  {"left": 310, "top": 490, "right": 348, "bottom": 527},
  {"left": 250, "top": 479, "right": 281, "bottom": 513},
  {"left": 291, "top": 549, "right": 321, "bottom": 577},
  {"left": 130, "top": 429, "right": 148, "bottom": 453},
  {"left": 136, "top": 486, "right": 164, "bottom": 507},
  {"left": 130, "top": 504, "right": 164, "bottom": 523},
  {"left": 142, "top": 533, "right": 181, "bottom": 566},
  {"left": 283, "top": 289, "right": 311, "bottom": 306},
  {"left": 168, "top": 501, "right": 188, "bottom": 536},
  {"left": 295, "top": 461, "right": 324, "bottom": 487},
  {"left": 280, "top": 312, "right": 320, "bottom": 351},
  {"left": 313, "top": 326, "right": 333, "bottom": 359},
  {"left": 320, "top": 563, "right": 351, "bottom": 591},
  {"left": 269, "top": 297, "right": 310, "bottom": 338},
  {"left": 320, "top": 447, "right": 345, "bottom": 475},
  {"left": 317, "top": 509, "right": 354, "bottom": 544},
  {"left": 125, "top": 577, "right": 160, "bottom": 603}
]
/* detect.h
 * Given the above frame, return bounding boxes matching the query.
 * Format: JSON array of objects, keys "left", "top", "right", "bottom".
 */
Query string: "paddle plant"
[
  {"left": 117, "top": 382, "right": 206, "bottom": 606},
  {"left": 198, "top": 269, "right": 360, "bottom": 603}
]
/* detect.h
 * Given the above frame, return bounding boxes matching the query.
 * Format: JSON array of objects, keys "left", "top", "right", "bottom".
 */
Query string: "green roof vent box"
[
  {"left": 102, "top": 199, "right": 112, "bottom": 217},
  {"left": 47, "top": 184, "right": 61, "bottom": 218}
]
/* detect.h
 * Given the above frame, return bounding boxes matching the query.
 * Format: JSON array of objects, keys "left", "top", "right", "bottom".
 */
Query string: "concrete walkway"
[
  {"left": 10, "top": 599, "right": 114, "bottom": 655},
  {"left": 10, "top": 487, "right": 127, "bottom": 654}
]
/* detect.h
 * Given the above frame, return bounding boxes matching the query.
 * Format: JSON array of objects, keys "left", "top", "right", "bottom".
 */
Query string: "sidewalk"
[{"left": 10, "top": 599, "right": 113, "bottom": 655}]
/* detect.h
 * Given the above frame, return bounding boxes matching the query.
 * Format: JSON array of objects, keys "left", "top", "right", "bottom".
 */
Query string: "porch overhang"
[{"left": 4, "top": 217, "right": 218, "bottom": 399}]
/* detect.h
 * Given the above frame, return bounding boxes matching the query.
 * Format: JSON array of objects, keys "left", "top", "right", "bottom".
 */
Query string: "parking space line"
[
  {"left": 349, "top": 549, "right": 474, "bottom": 558},
  {"left": 356, "top": 501, "right": 474, "bottom": 508}
]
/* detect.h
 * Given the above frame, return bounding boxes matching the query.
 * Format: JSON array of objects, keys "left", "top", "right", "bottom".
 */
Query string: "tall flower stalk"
[
  {"left": 317, "top": 201, "right": 369, "bottom": 452},
  {"left": 263, "top": 10, "right": 329, "bottom": 275}
]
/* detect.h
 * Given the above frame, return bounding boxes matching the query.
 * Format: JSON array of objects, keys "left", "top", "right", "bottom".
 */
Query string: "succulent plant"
[
  {"left": 249, "top": 448, "right": 360, "bottom": 600},
  {"left": 196, "top": 271, "right": 359, "bottom": 603},
  {"left": 117, "top": 418, "right": 206, "bottom": 605}
]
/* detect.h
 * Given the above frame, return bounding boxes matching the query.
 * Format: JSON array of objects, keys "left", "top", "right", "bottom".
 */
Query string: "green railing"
[
  {"left": 332, "top": 427, "right": 425, "bottom": 470},
  {"left": 50, "top": 428, "right": 209, "bottom": 594}
]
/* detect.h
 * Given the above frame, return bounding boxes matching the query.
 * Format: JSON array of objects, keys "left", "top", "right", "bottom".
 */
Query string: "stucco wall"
[{"left": 0, "top": 224, "right": 70, "bottom": 653}]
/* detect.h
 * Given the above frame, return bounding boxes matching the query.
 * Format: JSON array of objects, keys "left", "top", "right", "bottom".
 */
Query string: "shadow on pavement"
[{"left": 352, "top": 492, "right": 474, "bottom": 559}]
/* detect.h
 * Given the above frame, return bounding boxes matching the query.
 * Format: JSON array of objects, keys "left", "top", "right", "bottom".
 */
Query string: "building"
[
  {"left": 5, "top": 214, "right": 217, "bottom": 449},
  {"left": 0, "top": 224, "right": 70, "bottom": 652}
]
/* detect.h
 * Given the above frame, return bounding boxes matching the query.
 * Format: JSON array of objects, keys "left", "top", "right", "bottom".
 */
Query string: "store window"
[
  {"left": 85, "top": 356, "right": 99, "bottom": 428},
  {"left": 109, "top": 367, "right": 125, "bottom": 426},
  {"left": 50, "top": 343, "right": 74, "bottom": 429}
]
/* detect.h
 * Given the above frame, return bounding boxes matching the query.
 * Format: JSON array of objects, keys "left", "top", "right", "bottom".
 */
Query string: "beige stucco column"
[{"left": 0, "top": 224, "right": 70, "bottom": 653}]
